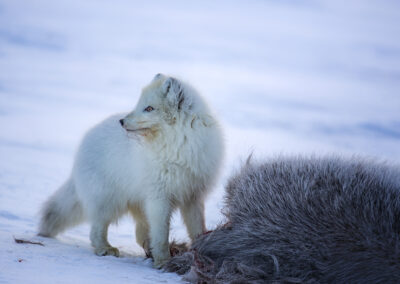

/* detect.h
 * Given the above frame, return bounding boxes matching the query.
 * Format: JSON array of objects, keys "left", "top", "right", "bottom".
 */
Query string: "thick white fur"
[{"left": 39, "top": 74, "right": 224, "bottom": 267}]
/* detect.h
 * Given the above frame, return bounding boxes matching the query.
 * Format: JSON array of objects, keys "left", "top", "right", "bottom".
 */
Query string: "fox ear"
[
  {"left": 162, "top": 77, "right": 185, "bottom": 111},
  {"left": 153, "top": 73, "right": 164, "bottom": 81}
]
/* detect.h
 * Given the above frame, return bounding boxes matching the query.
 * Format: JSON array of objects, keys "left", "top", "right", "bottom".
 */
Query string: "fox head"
[{"left": 120, "top": 74, "right": 201, "bottom": 140}]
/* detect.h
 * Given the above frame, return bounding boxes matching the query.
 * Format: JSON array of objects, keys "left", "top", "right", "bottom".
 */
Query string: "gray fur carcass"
[{"left": 165, "top": 156, "right": 400, "bottom": 283}]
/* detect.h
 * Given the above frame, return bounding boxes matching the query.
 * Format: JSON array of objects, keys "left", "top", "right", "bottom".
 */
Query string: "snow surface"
[{"left": 0, "top": 0, "right": 399, "bottom": 283}]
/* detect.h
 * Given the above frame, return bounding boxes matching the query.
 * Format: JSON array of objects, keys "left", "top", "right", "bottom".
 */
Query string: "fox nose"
[{"left": 119, "top": 119, "right": 124, "bottom": 126}]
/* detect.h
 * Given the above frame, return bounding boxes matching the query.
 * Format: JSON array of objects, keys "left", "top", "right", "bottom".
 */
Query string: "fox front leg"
[{"left": 144, "top": 198, "right": 172, "bottom": 268}]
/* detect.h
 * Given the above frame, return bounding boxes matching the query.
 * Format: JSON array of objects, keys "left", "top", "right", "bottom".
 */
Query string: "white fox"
[{"left": 39, "top": 74, "right": 224, "bottom": 267}]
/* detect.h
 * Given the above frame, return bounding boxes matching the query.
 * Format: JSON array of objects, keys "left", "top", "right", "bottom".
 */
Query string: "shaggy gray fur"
[{"left": 164, "top": 156, "right": 400, "bottom": 283}]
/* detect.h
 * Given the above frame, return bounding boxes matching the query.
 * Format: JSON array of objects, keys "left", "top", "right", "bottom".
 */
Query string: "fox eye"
[{"left": 144, "top": 106, "right": 154, "bottom": 112}]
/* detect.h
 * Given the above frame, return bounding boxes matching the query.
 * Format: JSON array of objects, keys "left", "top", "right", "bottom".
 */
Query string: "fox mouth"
[
  {"left": 125, "top": 127, "right": 158, "bottom": 139},
  {"left": 125, "top": 128, "right": 150, "bottom": 132}
]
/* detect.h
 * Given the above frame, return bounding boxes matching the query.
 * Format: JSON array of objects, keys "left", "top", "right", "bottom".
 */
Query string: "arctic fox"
[{"left": 39, "top": 74, "right": 224, "bottom": 267}]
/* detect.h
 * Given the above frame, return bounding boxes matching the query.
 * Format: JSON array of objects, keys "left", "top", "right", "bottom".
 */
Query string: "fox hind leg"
[
  {"left": 90, "top": 218, "right": 120, "bottom": 257},
  {"left": 130, "top": 207, "right": 151, "bottom": 257}
]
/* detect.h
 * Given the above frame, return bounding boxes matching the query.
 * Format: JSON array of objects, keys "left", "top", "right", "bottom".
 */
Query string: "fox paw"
[
  {"left": 153, "top": 255, "right": 170, "bottom": 269},
  {"left": 95, "top": 246, "right": 120, "bottom": 257}
]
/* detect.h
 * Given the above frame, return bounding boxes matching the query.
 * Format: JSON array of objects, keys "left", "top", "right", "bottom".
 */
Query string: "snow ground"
[{"left": 0, "top": 0, "right": 399, "bottom": 283}]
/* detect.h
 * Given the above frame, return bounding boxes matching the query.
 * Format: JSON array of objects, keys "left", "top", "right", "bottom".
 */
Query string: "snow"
[{"left": 0, "top": 0, "right": 399, "bottom": 283}]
